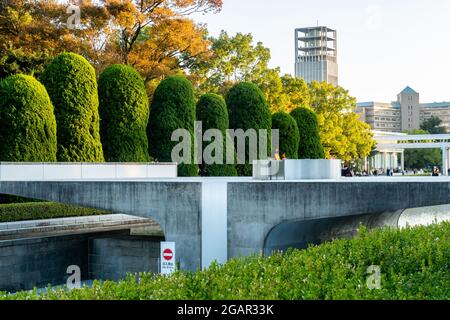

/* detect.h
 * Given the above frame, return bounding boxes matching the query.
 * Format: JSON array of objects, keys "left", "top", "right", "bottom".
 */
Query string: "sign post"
[{"left": 160, "top": 242, "right": 176, "bottom": 275}]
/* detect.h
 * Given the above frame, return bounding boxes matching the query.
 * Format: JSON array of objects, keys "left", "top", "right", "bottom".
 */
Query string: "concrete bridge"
[{"left": 1, "top": 176, "right": 450, "bottom": 271}]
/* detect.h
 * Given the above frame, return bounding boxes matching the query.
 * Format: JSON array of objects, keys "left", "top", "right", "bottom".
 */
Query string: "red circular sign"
[{"left": 163, "top": 248, "right": 173, "bottom": 261}]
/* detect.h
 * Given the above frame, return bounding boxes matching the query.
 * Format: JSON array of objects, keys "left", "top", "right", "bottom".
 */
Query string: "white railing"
[{"left": 0, "top": 162, "right": 178, "bottom": 181}]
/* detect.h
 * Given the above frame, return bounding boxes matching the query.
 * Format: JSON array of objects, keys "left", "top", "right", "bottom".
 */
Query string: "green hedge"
[
  {"left": 0, "top": 74, "right": 57, "bottom": 161},
  {"left": 290, "top": 107, "right": 325, "bottom": 159},
  {"left": 147, "top": 76, "right": 198, "bottom": 176},
  {"left": 226, "top": 82, "right": 272, "bottom": 176},
  {"left": 0, "top": 202, "right": 110, "bottom": 223},
  {"left": 271, "top": 112, "right": 300, "bottom": 159},
  {"left": 4, "top": 222, "right": 448, "bottom": 300},
  {"left": 42, "top": 52, "right": 104, "bottom": 162},
  {"left": 196, "top": 94, "right": 237, "bottom": 176},
  {"left": 98, "top": 64, "right": 150, "bottom": 162}
]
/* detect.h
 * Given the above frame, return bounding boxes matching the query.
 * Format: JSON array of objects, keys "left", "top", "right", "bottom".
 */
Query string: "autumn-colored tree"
[
  {"left": 0, "top": 0, "right": 109, "bottom": 78},
  {"left": 0, "top": 0, "right": 222, "bottom": 82}
]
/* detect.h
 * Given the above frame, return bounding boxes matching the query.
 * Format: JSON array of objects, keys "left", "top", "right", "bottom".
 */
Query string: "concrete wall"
[
  {"left": 89, "top": 236, "right": 163, "bottom": 281},
  {"left": 1, "top": 179, "right": 450, "bottom": 270},
  {"left": 0, "top": 232, "right": 165, "bottom": 292},
  {"left": 0, "top": 231, "right": 125, "bottom": 292},
  {"left": 227, "top": 181, "right": 450, "bottom": 258},
  {"left": 0, "top": 181, "right": 202, "bottom": 271}
]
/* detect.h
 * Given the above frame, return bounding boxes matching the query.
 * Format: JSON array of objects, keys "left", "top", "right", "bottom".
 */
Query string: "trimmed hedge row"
[
  {"left": 1, "top": 53, "right": 326, "bottom": 176},
  {"left": 0, "top": 202, "right": 110, "bottom": 223},
  {"left": 3, "top": 222, "right": 449, "bottom": 300}
]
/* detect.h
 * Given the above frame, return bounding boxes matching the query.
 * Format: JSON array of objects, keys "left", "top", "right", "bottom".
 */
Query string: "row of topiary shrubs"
[
  {"left": 0, "top": 52, "right": 325, "bottom": 177},
  {"left": 3, "top": 222, "right": 448, "bottom": 300}
]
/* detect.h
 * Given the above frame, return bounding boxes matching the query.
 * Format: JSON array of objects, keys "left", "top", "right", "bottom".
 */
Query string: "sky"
[{"left": 192, "top": 0, "right": 450, "bottom": 103}]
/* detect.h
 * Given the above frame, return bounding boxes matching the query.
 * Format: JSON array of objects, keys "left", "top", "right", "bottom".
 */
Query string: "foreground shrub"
[
  {"left": 271, "top": 112, "right": 300, "bottom": 159},
  {"left": 42, "top": 52, "right": 104, "bottom": 162},
  {"left": 226, "top": 82, "right": 272, "bottom": 176},
  {"left": 147, "top": 76, "right": 198, "bottom": 176},
  {"left": 196, "top": 94, "right": 237, "bottom": 176},
  {"left": 98, "top": 64, "right": 150, "bottom": 162},
  {"left": 4, "top": 222, "right": 449, "bottom": 300},
  {"left": 290, "top": 107, "right": 325, "bottom": 159},
  {"left": 0, "top": 74, "right": 56, "bottom": 161}
]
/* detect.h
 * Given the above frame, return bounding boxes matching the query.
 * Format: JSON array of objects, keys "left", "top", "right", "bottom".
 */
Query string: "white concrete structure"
[
  {"left": 253, "top": 159, "right": 342, "bottom": 180},
  {"left": 0, "top": 162, "right": 178, "bottom": 181},
  {"left": 373, "top": 131, "right": 450, "bottom": 175}
]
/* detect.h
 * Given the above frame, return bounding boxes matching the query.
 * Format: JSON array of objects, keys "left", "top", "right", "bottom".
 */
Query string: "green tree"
[
  {"left": 281, "top": 74, "right": 310, "bottom": 112},
  {"left": 191, "top": 32, "right": 311, "bottom": 114},
  {"left": 191, "top": 32, "right": 286, "bottom": 113},
  {"left": 309, "top": 81, "right": 374, "bottom": 161},
  {"left": 226, "top": 82, "right": 272, "bottom": 176},
  {"left": 147, "top": 76, "right": 198, "bottom": 176},
  {"left": 421, "top": 116, "right": 447, "bottom": 134},
  {"left": 342, "top": 112, "right": 375, "bottom": 163},
  {"left": 196, "top": 94, "right": 237, "bottom": 176},
  {"left": 42, "top": 52, "right": 104, "bottom": 162},
  {"left": 0, "top": 46, "right": 53, "bottom": 79},
  {"left": 404, "top": 129, "right": 442, "bottom": 170},
  {"left": 98, "top": 64, "right": 150, "bottom": 162},
  {"left": 290, "top": 107, "right": 325, "bottom": 159},
  {"left": 0, "top": 74, "right": 56, "bottom": 161},
  {"left": 271, "top": 112, "right": 299, "bottom": 159},
  {"left": 192, "top": 31, "right": 271, "bottom": 93}
]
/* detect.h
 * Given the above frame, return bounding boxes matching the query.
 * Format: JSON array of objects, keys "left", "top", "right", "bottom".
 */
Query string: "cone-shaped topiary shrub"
[
  {"left": 42, "top": 52, "right": 104, "bottom": 162},
  {"left": 290, "top": 107, "right": 325, "bottom": 159},
  {"left": 271, "top": 111, "right": 300, "bottom": 159},
  {"left": 98, "top": 64, "right": 150, "bottom": 162},
  {"left": 196, "top": 93, "right": 237, "bottom": 176},
  {"left": 0, "top": 74, "right": 57, "bottom": 161},
  {"left": 226, "top": 82, "right": 272, "bottom": 176},
  {"left": 147, "top": 76, "right": 198, "bottom": 176}
]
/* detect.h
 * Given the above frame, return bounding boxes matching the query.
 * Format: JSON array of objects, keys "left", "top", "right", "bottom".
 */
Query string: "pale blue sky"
[{"left": 192, "top": 0, "right": 450, "bottom": 103}]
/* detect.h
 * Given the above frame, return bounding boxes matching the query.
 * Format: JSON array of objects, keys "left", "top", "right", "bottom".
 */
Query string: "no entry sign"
[
  {"left": 160, "top": 242, "right": 176, "bottom": 275},
  {"left": 163, "top": 248, "right": 173, "bottom": 261}
]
